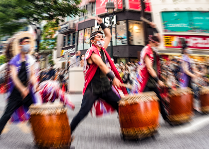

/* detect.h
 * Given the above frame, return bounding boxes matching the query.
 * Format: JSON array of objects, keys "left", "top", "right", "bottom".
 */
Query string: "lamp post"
[
  {"left": 140, "top": 0, "right": 148, "bottom": 45},
  {"left": 105, "top": 0, "right": 115, "bottom": 58}
]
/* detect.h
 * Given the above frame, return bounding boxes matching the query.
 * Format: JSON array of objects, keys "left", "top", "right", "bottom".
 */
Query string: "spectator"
[
  {"left": 47, "top": 65, "right": 55, "bottom": 80},
  {"left": 70, "top": 51, "right": 81, "bottom": 68}
]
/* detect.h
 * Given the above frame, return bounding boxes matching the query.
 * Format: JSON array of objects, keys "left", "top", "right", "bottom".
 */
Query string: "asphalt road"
[{"left": 0, "top": 94, "right": 209, "bottom": 149}]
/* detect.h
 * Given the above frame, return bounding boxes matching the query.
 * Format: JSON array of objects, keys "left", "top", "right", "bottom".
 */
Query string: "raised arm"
[{"left": 96, "top": 18, "right": 112, "bottom": 50}]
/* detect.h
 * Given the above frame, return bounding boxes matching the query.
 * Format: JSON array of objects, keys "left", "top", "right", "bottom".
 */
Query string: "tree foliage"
[
  {"left": 0, "top": 0, "right": 85, "bottom": 36},
  {"left": 0, "top": 54, "right": 6, "bottom": 65},
  {"left": 40, "top": 21, "right": 58, "bottom": 51}
]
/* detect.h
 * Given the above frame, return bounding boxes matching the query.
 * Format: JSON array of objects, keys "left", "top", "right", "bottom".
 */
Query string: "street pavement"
[{"left": 0, "top": 93, "right": 209, "bottom": 149}]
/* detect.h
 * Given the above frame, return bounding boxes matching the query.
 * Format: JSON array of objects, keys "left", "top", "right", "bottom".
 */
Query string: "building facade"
[
  {"left": 56, "top": 0, "right": 153, "bottom": 64},
  {"left": 150, "top": 0, "right": 209, "bottom": 62}
]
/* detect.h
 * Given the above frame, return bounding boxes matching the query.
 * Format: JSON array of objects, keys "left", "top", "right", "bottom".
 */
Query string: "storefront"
[{"left": 77, "top": 10, "right": 153, "bottom": 63}]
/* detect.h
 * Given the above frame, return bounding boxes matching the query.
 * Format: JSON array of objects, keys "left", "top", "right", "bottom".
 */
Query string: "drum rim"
[
  {"left": 119, "top": 92, "right": 158, "bottom": 103},
  {"left": 169, "top": 87, "right": 192, "bottom": 95},
  {"left": 29, "top": 103, "right": 64, "bottom": 109}
]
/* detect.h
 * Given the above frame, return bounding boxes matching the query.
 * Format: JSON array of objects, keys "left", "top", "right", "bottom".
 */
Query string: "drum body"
[
  {"left": 168, "top": 88, "right": 193, "bottom": 124},
  {"left": 119, "top": 92, "right": 159, "bottom": 140},
  {"left": 200, "top": 87, "right": 209, "bottom": 113},
  {"left": 29, "top": 103, "right": 71, "bottom": 148}
]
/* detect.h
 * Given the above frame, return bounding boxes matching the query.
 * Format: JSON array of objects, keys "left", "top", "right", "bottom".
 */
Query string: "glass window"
[
  {"left": 107, "top": 27, "right": 116, "bottom": 46},
  {"left": 84, "top": 28, "right": 91, "bottom": 49},
  {"left": 63, "top": 36, "right": 66, "bottom": 47},
  {"left": 116, "top": 20, "right": 127, "bottom": 45},
  {"left": 72, "top": 33, "right": 76, "bottom": 45},
  {"left": 79, "top": 7, "right": 84, "bottom": 22},
  {"left": 92, "top": 3, "right": 96, "bottom": 16},
  {"left": 68, "top": 34, "right": 71, "bottom": 46},
  {"left": 128, "top": 20, "right": 144, "bottom": 45},
  {"left": 85, "top": 4, "right": 92, "bottom": 20},
  {"left": 78, "top": 30, "right": 84, "bottom": 50}
]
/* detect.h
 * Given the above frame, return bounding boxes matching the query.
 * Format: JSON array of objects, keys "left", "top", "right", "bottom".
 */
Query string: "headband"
[{"left": 148, "top": 35, "right": 158, "bottom": 43}]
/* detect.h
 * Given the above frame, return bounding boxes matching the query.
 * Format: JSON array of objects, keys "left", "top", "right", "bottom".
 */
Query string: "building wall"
[{"left": 150, "top": 0, "right": 209, "bottom": 54}]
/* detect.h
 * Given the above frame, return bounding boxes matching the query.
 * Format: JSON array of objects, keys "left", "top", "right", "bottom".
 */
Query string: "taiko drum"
[
  {"left": 118, "top": 92, "right": 159, "bottom": 140},
  {"left": 29, "top": 103, "right": 71, "bottom": 148},
  {"left": 168, "top": 88, "right": 193, "bottom": 124},
  {"left": 199, "top": 87, "right": 209, "bottom": 113}
]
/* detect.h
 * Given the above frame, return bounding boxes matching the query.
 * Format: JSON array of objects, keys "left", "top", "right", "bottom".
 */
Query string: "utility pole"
[{"left": 140, "top": 0, "right": 148, "bottom": 45}]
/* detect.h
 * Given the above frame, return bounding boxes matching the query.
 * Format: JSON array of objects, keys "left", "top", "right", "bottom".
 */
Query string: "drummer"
[
  {"left": 134, "top": 35, "right": 171, "bottom": 123},
  {"left": 180, "top": 45, "right": 198, "bottom": 88},
  {"left": 70, "top": 17, "right": 127, "bottom": 133},
  {"left": 0, "top": 37, "right": 38, "bottom": 136}
]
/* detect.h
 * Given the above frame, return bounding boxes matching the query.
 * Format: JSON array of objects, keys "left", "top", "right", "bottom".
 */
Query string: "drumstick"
[
  {"left": 121, "top": 84, "right": 133, "bottom": 89},
  {"left": 140, "top": 17, "right": 151, "bottom": 24}
]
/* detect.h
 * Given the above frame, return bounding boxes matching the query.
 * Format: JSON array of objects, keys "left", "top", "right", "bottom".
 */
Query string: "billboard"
[
  {"left": 96, "top": 0, "right": 123, "bottom": 16},
  {"left": 162, "top": 11, "right": 209, "bottom": 33},
  {"left": 164, "top": 35, "right": 209, "bottom": 50}
]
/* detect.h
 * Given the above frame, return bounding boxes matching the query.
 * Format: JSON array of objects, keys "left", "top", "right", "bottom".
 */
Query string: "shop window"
[
  {"left": 85, "top": 4, "right": 92, "bottom": 20},
  {"left": 79, "top": 7, "right": 84, "bottom": 22},
  {"left": 92, "top": 3, "right": 96, "bottom": 16},
  {"left": 107, "top": 27, "right": 116, "bottom": 46},
  {"left": 128, "top": 20, "right": 144, "bottom": 45},
  {"left": 63, "top": 36, "right": 66, "bottom": 47},
  {"left": 84, "top": 28, "right": 91, "bottom": 49},
  {"left": 116, "top": 20, "right": 127, "bottom": 45},
  {"left": 68, "top": 34, "right": 71, "bottom": 46},
  {"left": 78, "top": 30, "right": 84, "bottom": 50},
  {"left": 72, "top": 33, "right": 76, "bottom": 45}
]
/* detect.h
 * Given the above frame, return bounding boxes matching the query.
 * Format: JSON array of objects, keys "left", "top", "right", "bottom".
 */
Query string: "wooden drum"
[
  {"left": 200, "top": 87, "right": 209, "bottom": 113},
  {"left": 168, "top": 88, "right": 193, "bottom": 124},
  {"left": 119, "top": 92, "right": 159, "bottom": 140},
  {"left": 29, "top": 103, "right": 71, "bottom": 148}
]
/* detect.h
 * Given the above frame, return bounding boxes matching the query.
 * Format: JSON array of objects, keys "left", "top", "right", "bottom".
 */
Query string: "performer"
[
  {"left": 133, "top": 35, "right": 170, "bottom": 123},
  {"left": 180, "top": 45, "right": 197, "bottom": 88},
  {"left": 70, "top": 17, "right": 127, "bottom": 133},
  {"left": 0, "top": 37, "right": 38, "bottom": 135}
]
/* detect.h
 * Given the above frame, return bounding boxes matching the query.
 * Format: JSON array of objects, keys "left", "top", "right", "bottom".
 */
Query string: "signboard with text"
[
  {"left": 96, "top": 0, "right": 123, "bottom": 15},
  {"left": 162, "top": 11, "right": 209, "bottom": 33},
  {"left": 164, "top": 35, "right": 209, "bottom": 49},
  {"left": 125, "top": 0, "right": 151, "bottom": 12}
]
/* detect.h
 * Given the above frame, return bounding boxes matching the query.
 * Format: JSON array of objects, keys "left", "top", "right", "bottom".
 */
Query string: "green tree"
[
  {"left": 0, "top": 54, "right": 6, "bottom": 65},
  {"left": 40, "top": 21, "right": 58, "bottom": 51},
  {"left": 0, "top": 0, "right": 85, "bottom": 36}
]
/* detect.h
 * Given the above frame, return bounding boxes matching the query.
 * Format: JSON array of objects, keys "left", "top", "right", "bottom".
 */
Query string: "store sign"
[
  {"left": 95, "top": 15, "right": 117, "bottom": 28},
  {"left": 60, "top": 48, "right": 75, "bottom": 57},
  {"left": 96, "top": 0, "right": 123, "bottom": 15},
  {"left": 164, "top": 35, "right": 209, "bottom": 49},
  {"left": 125, "top": 0, "right": 151, "bottom": 12},
  {"left": 162, "top": 11, "right": 209, "bottom": 33}
]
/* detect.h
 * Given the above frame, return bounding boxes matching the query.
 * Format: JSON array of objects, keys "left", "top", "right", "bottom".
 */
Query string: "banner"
[
  {"left": 164, "top": 35, "right": 209, "bottom": 50},
  {"left": 126, "top": 0, "right": 151, "bottom": 12}
]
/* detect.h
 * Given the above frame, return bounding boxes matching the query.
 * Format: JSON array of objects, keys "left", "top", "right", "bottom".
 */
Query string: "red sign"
[
  {"left": 127, "top": 0, "right": 151, "bottom": 12},
  {"left": 164, "top": 35, "right": 209, "bottom": 50},
  {"left": 117, "top": 0, "right": 123, "bottom": 9},
  {"left": 96, "top": 0, "right": 123, "bottom": 15}
]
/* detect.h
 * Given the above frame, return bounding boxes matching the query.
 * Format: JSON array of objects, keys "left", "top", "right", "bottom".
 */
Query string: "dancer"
[
  {"left": 133, "top": 35, "right": 170, "bottom": 123},
  {"left": 0, "top": 37, "right": 38, "bottom": 135},
  {"left": 70, "top": 17, "right": 127, "bottom": 133}
]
